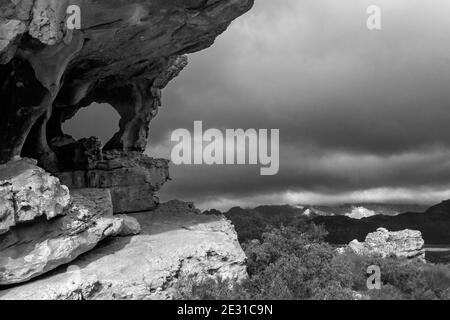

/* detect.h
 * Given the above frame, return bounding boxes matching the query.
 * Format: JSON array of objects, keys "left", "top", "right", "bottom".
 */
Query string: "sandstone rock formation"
[
  {"left": 0, "top": 1, "right": 253, "bottom": 296},
  {"left": 0, "top": 201, "right": 247, "bottom": 300},
  {"left": 0, "top": 0, "right": 254, "bottom": 170},
  {"left": 0, "top": 185, "right": 141, "bottom": 285},
  {"left": 55, "top": 146, "right": 170, "bottom": 213},
  {"left": 347, "top": 228, "right": 426, "bottom": 262},
  {"left": 1, "top": 0, "right": 253, "bottom": 214}
]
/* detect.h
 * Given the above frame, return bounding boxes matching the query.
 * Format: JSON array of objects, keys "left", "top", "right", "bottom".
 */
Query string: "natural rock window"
[{"left": 62, "top": 102, "right": 121, "bottom": 146}]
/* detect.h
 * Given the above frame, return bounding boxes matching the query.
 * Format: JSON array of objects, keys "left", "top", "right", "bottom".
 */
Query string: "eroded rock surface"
[
  {"left": 0, "top": 0, "right": 254, "bottom": 169},
  {"left": 0, "top": 201, "right": 247, "bottom": 300},
  {"left": 347, "top": 228, "right": 426, "bottom": 262},
  {"left": 0, "top": 0, "right": 253, "bottom": 296},
  {"left": 0, "top": 158, "right": 70, "bottom": 235},
  {"left": 0, "top": 187, "right": 141, "bottom": 286}
]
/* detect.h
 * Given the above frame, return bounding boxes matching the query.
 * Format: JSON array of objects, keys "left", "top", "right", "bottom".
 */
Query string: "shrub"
[
  {"left": 174, "top": 219, "right": 450, "bottom": 300},
  {"left": 175, "top": 224, "right": 354, "bottom": 300}
]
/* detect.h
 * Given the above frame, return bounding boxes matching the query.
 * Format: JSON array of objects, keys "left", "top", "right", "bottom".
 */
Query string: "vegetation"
[
  {"left": 314, "top": 200, "right": 450, "bottom": 244},
  {"left": 175, "top": 214, "right": 450, "bottom": 300},
  {"left": 212, "top": 202, "right": 450, "bottom": 245},
  {"left": 221, "top": 205, "right": 304, "bottom": 243}
]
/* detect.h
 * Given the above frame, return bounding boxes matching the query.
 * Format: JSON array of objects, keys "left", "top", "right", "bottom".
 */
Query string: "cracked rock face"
[
  {"left": 0, "top": 187, "right": 141, "bottom": 285},
  {"left": 0, "top": 201, "right": 247, "bottom": 300},
  {"left": 0, "top": 158, "right": 70, "bottom": 235},
  {"left": 55, "top": 147, "right": 170, "bottom": 214},
  {"left": 347, "top": 228, "right": 426, "bottom": 262}
]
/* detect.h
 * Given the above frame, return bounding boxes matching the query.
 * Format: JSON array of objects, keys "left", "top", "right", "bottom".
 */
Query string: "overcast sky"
[{"left": 66, "top": 0, "right": 450, "bottom": 210}]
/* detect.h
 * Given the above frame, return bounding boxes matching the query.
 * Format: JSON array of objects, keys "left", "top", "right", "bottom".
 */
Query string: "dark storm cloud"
[{"left": 66, "top": 0, "right": 450, "bottom": 209}]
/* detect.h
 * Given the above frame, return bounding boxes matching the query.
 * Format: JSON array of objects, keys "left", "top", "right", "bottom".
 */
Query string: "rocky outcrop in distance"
[
  {"left": 313, "top": 200, "right": 450, "bottom": 245},
  {"left": 345, "top": 228, "right": 426, "bottom": 262},
  {"left": 213, "top": 202, "right": 450, "bottom": 248}
]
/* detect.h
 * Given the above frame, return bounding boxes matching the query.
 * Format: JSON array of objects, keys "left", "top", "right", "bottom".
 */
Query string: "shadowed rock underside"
[{"left": 0, "top": 0, "right": 254, "bottom": 169}]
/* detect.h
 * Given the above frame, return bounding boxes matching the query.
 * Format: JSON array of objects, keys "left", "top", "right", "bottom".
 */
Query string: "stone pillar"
[{"left": 103, "top": 81, "right": 160, "bottom": 152}]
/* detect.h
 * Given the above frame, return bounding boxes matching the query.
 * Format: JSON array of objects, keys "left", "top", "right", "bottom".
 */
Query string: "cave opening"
[{"left": 62, "top": 102, "right": 121, "bottom": 146}]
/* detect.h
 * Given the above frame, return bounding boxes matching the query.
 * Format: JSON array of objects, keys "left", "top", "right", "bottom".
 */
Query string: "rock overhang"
[
  {"left": 1, "top": 0, "right": 254, "bottom": 79},
  {"left": 0, "top": 1, "right": 253, "bottom": 288},
  {"left": 0, "top": 0, "right": 254, "bottom": 168}
]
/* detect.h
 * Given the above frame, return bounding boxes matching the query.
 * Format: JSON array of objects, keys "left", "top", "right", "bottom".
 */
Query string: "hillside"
[
  {"left": 211, "top": 201, "right": 450, "bottom": 245},
  {"left": 314, "top": 200, "right": 450, "bottom": 244}
]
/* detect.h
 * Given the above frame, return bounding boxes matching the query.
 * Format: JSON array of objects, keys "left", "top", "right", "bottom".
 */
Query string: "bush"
[
  {"left": 174, "top": 276, "right": 247, "bottom": 300},
  {"left": 174, "top": 219, "right": 450, "bottom": 300},
  {"left": 333, "top": 252, "right": 450, "bottom": 300},
  {"left": 175, "top": 224, "right": 354, "bottom": 300}
]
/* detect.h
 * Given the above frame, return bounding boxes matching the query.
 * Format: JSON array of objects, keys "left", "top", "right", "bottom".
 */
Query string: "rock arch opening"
[{"left": 62, "top": 102, "right": 121, "bottom": 146}]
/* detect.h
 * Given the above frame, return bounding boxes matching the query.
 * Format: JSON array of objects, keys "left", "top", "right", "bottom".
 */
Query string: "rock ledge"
[{"left": 0, "top": 201, "right": 247, "bottom": 300}]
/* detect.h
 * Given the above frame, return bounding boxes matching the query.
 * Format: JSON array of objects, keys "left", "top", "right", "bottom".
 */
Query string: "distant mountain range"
[
  {"left": 314, "top": 201, "right": 450, "bottom": 245},
  {"left": 296, "top": 203, "right": 428, "bottom": 219},
  {"left": 207, "top": 201, "right": 450, "bottom": 245}
]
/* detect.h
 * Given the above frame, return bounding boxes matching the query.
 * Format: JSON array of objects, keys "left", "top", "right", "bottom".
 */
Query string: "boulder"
[
  {"left": 347, "top": 228, "right": 425, "bottom": 262},
  {"left": 0, "top": 158, "right": 70, "bottom": 235},
  {"left": 0, "top": 188, "right": 141, "bottom": 285},
  {"left": 115, "top": 215, "right": 142, "bottom": 236},
  {"left": 0, "top": 201, "right": 247, "bottom": 300}
]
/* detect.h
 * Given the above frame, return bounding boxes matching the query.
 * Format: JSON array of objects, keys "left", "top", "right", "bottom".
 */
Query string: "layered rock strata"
[{"left": 53, "top": 139, "right": 170, "bottom": 213}]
